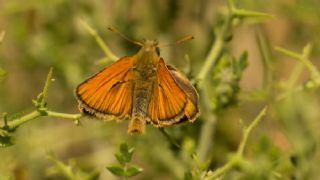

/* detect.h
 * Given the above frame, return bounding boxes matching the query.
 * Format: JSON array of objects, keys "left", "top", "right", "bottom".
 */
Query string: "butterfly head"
[{"left": 141, "top": 39, "right": 160, "bottom": 55}]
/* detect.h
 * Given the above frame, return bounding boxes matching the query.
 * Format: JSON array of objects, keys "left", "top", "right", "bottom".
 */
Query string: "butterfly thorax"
[{"left": 132, "top": 40, "right": 159, "bottom": 79}]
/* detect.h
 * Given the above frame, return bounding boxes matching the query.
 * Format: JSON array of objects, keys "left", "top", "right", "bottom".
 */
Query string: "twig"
[
  {"left": 196, "top": 21, "right": 229, "bottom": 84},
  {"left": 196, "top": 88, "right": 217, "bottom": 162},
  {"left": 195, "top": 0, "right": 234, "bottom": 163},
  {"left": 1, "top": 68, "right": 83, "bottom": 131},
  {"left": 79, "top": 19, "right": 118, "bottom": 62},
  {"left": 275, "top": 45, "right": 320, "bottom": 100},
  {"left": 159, "top": 128, "right": 181, "bottom": 149},
  {"left": 204, "top": 107, "right": 267, "bottom": 179},
  {"left": 275, "top": 45, "right": 319, "bottom": 78},
  {"left": 195, "top": 0, "right": 273, "bottom": 164},
  {"left": 48, "top": 152, "right": 75, "bottom": 180},
  {"left": 5, "top": 111, "right": 82, "bottom": 130}
]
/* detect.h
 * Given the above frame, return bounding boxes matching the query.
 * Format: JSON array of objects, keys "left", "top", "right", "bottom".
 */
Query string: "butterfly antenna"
[
  {"left": 108, "top": 27, "right": 143, "bottom": 46},
  {"left": 159, "top": 35, "right": 194, "bottom": 47}
]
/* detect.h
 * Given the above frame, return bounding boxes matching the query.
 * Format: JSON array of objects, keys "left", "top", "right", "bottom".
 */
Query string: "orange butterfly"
[{"left": 76, "top": 32, "right": 199, "bottom": 134}]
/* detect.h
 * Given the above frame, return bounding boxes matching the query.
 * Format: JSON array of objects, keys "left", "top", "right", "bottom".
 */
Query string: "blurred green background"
[{"left": 1, "top": 0, "right": 320, "bottom": 179}]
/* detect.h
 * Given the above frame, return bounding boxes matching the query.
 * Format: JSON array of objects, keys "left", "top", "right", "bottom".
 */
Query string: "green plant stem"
[
  {"left": 195, "top": 4, "right": 233, "bottom": 163},
  {"left": 6, "top": 111, "right": 40, "bottom": 130},
  {"left": 196, "top": 33, "right": 224, "bottom": 83},
  {"left": 196, "top": 88, "right": 217, "bottom": 162},
  {"left": 196, "top": 0, "right": 234, "bottom": 83},
  {"left": 80, "top": 19, "right": 118, "bottom": 62},
  {"left": 47, "top": 111, "right": 82, "bottom": 119},
  {"left": 48, "top": 154, "right": 75, "bottom": 180},
  {"left": 275, "top": 45, "right": 320, "bottom": 100},
  {"left": 159, "top": 128, "right": 181, "bottom": 149},
  {"left": 204, "top": 107, "right": 267, "bottom": 180},
  {"left": 0, "top": 68, "right": 83, "bottom": 131},
  {"left": 5, "top": 110, "right": 82, "bottom": 130},
  {"left": 256, "top": 32, "right": 273, "bottom": 90},
  {"left": 275, "top": 46, "right": 320, "bottom": 78}
]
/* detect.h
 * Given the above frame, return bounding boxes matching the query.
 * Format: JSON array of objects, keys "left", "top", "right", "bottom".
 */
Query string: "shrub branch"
[{"left": 1, "top": 68, "right": 82, "bottom": 132}]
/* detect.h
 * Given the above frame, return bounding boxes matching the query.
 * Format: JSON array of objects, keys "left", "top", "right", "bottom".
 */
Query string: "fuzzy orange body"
[{"left": 76, "top": 40, "right": 199, "bottom": 133}]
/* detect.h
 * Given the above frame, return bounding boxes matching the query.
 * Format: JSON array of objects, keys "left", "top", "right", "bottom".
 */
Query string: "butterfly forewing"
[{"left": 76, "top": 57, "right": 134, "bottom": 118}]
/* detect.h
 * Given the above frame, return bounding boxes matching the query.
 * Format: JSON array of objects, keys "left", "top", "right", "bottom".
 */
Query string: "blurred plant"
[
  {"left": 276, "top": 44, "right": 320, "bottom": 99},
  {"left": 184, "top": 107, "right": 266, "bottom": 179},
  {"left": 196, "top": 0, "right": 273, "bottom": 164},
  {"left": 47, "top": 152, "right": 99, "bottom": 180},
  {"left": 1, "top": 1, "right": 320, "bottom": 179},
  {"left": 210, "top": 52, "right": 248, "bottom": 111},
  {"left": 273, "top": 44, "right": 320, "bottom": 179},
  {"left": 106, "top": 143, "right": 143, "bottom": 179},
  {"left": 0, "top": 175, "right": 12, "bottom": 180}
]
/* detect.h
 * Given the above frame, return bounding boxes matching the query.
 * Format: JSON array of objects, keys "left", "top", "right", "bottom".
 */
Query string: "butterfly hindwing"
[
  {"left": 147, "top": 58, "right": 189, "bottom": 126},
  {"left": 76, "top": 56, "right": 134, "bottom": 119},
  {"left": 168, "top": 66, "right": 199, "bottom": 122}
]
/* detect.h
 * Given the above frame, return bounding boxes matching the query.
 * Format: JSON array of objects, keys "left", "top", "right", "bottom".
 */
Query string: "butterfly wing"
[
  {"left": 76, "top": 56, "right": 134, "bottom": 119},
  {"left": 168, "top": 65, "right": 199, "bottom": 122},
  {"left": 148, "top": 58, "right": 198, "bottom": 126}
]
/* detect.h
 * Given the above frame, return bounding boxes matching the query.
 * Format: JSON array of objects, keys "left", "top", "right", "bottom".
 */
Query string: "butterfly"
[{"left": 76, "top": 33, "right": 199, "bottom": 134}]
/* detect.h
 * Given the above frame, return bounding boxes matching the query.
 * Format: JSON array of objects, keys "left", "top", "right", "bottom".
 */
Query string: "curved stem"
[
  {"left": 204, "top": 107, "right": 267, "bottom": 179},
  {"left": 196, "top": 35, "right": 224, "bottom": 83}
]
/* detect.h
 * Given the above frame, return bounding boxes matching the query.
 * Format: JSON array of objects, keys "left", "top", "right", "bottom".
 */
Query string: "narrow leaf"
[
  {"left": 115, "top": 153, "right": 126, "bottom": 165},
  {"left": 124, "top": 166, "right": 143, "bottom": 177},
  {"left": 118, "top": 143, "right": 134, "bottom": 163},
  {"left": 106, "top": 165, "right": 125, "bottom": 176}
]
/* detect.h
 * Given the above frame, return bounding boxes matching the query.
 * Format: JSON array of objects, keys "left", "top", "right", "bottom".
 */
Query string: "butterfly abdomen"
[
  {"left": 130, "top": 84, "right": 152, "bottom": 133},
  {"left": 128, "top": 116, "right": 145, "bottom": 133}
]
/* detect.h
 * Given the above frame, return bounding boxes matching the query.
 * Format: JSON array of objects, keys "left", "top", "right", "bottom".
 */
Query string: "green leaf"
[
  {"left": 124, "top": 166, "right": 143, "bottom": 177},
  {"left": 116, "top": 143, "right": 134, "bottom": 164},
  {"left": 115, "top": 153, "right": 127, "bottom": 165},
  {"left": 106, "top": 165, "right": 125, "bottom": 176}
]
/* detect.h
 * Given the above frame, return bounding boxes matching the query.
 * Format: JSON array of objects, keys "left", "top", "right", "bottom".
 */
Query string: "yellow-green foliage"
[{"left": 1, "top": 0, "right": 320, "bottom": 179}]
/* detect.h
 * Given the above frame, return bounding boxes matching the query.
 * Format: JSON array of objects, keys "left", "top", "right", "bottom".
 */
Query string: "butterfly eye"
[{"left": 156, "top": 47, "right": 160, "bottom": 56}]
